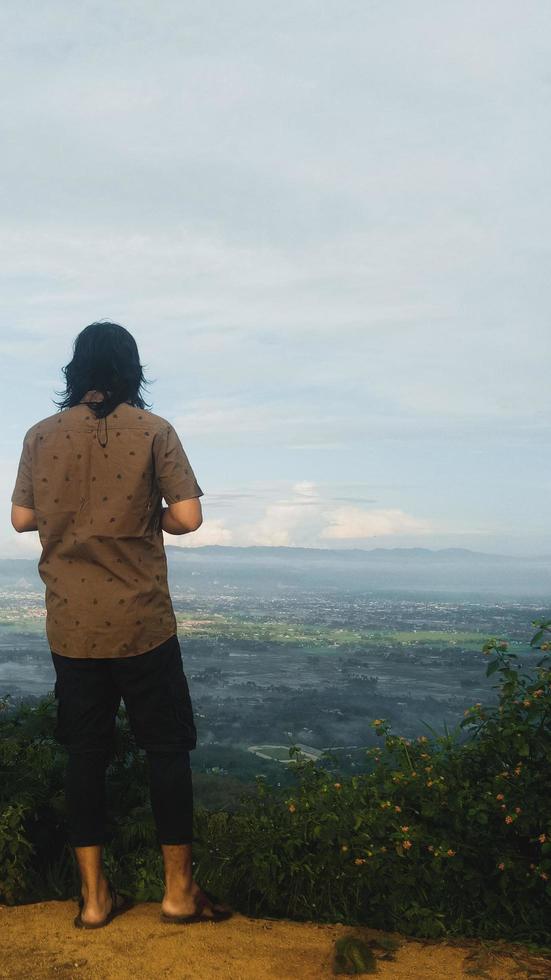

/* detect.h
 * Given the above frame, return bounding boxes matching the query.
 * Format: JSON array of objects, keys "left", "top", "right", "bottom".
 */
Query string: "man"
[{"left": 10, "top": 321, "right": 231, "bottom": 928}]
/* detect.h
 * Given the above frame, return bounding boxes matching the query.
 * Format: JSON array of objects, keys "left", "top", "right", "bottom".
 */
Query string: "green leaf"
[{"left": 334, "top": 938, "right": 378, "bottom": 974}]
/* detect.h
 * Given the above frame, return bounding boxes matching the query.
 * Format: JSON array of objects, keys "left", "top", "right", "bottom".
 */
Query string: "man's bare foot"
[{"left": 161, "top": 880, "right": 229, "bottom": 919}]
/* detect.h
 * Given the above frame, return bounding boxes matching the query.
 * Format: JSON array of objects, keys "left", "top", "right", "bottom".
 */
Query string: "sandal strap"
[{"left": 195, "top": 892, "right": 209, "bottom": 914}]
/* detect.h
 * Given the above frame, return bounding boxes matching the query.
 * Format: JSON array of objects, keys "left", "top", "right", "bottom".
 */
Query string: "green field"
[
  {"left": 0, "top": 606, "right": 521, "bottom": 654},
  {"left": 247, "top": 743, "right": 322, "bottom": 764},
  {"left": 176, "top": 614, "right": 503, "bottom": 651}
]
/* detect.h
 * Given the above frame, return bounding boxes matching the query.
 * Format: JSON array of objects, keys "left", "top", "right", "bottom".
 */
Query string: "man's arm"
[
  {"left": 161, "top": 497, "right": 203, "bottom": 535},
  {"left": 11, "top": 504, "right": 39, "bottom": 533},
  {"left": 11, "top": 500, "right": 201, "bottom": 535}
]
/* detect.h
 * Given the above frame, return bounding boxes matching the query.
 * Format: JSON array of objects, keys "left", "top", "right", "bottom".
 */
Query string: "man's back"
[{"left": 11, "top": 400, "right": 203, "bottom": 659}]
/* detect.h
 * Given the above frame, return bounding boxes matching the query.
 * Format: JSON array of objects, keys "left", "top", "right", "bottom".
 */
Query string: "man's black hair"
[{"left": 53, "top": 320, "right": 154, "bottom": 419}]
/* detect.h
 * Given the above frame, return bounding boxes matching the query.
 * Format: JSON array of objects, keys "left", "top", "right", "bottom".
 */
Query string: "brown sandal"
[{"left": 160, "top": 888, "right": 233, "bottom": 924}]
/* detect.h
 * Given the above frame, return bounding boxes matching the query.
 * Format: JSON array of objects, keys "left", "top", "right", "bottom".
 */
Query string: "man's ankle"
[
  {"left": 81, "top": 875, "right": 109, "bottom": 897},
  {"left": 164, "top": 876, "right": 194, "bottom": 895}
]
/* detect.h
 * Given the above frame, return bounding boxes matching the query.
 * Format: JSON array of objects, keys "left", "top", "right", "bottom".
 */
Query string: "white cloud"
[
  {"left": 1, "top": 1, "right": 550, "bottom": 555},
  {"left": 165, "top": 518, "right": 233, "bottom": 548},
  {"left": 292, "top": 481, "right": 320, "bottom": 499},
  {"left": 320, "top": 506, "right": 432, "bottom": 541},
  {"left": 0, "top": 532, "right": 41, "bottom": 559},
  {"left": 228, "top": 483, "right": 434, "bottom": 548},
  {"left": 237, "top": 481, "right": 324, "bottom": 546}
]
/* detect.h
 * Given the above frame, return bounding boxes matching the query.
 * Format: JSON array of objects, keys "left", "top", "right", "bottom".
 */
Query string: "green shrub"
[
  {"left": 0, "top": 619, "right": 549, "bottom": 945},
  {"left": 192, "top": 620, "right": 551, "bottom": 942},
  {"left": 0, "top": 801, "right": 34, "bottom": 903}
]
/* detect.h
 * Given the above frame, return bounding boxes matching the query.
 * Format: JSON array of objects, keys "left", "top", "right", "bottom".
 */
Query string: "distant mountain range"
[
  {"left": 1, "top": 546, "right": 550, "bottom": 598},
  {"left": 2, "top": 545, "right": 549, "bottom": 563},
  {"left": 165, "top": 545, "right": 549, "bottom": 562}
]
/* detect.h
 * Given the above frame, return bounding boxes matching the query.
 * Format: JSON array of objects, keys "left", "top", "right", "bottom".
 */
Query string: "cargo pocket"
[
  {"left": 52, "top": 673, "right": 73, "bottom": 746},
  {"left": 171, "top": 667, "right": 197, "bottom": 751},
  {"left": 53, "top": 683, "right": 67, "bottom": 745}
]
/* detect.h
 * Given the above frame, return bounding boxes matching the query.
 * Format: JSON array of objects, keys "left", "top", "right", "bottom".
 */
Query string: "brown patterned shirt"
[{"left": 10, "top": 400, "right": 204, "bottom": 659}]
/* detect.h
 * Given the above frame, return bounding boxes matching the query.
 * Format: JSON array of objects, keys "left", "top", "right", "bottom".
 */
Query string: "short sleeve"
[
  {"left": 153, "top": 423, "right": 204, "bottom": 505},
  {"left": 11, "top": 433, "right": 35, "bottom": 509}
]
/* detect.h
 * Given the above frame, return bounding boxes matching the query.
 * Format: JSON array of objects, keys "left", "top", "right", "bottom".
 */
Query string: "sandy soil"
[{"left": 0, "top": 899, "right": 549, "bottom": 979}]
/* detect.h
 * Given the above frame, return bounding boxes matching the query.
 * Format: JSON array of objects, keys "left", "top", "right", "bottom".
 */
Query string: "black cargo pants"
[{"left": 51, "top": 632, "right": 196, "bottom": 848}]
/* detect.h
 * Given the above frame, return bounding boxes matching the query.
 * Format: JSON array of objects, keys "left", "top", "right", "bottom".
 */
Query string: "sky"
[{"left": 1, "top": 1, "right": 550, "bottom": 559}]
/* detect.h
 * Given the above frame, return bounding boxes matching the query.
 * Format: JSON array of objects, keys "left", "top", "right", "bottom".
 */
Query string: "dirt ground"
[{"left": 1, "top": 899, "right": 550, "bottom": 979}]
